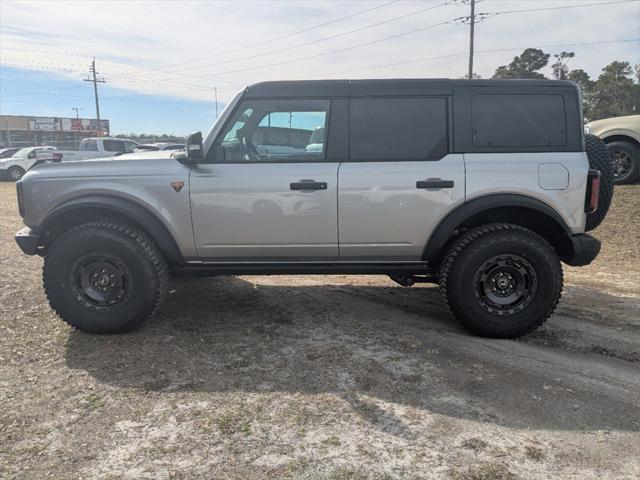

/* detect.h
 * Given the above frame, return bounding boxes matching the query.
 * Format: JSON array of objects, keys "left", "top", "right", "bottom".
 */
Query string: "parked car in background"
[
  {"left": 57, "top": 137, "right": 139, "bottom": 162},
  {"left": 0, "top": 146, "right": 61, "bottom": 181},
  {"left": 585, "top": 114, "right": 640, "bottom": 184},
  {"left": 0, "top": 147, "right": 21, "bottom": 159},
  {"left": 134, "top": 143, "right": 185, "bottom": 152}
]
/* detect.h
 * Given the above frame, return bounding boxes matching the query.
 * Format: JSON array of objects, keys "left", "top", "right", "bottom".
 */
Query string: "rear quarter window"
[{"left": 471, "top": 94, "right": 566, "bottom": 148}]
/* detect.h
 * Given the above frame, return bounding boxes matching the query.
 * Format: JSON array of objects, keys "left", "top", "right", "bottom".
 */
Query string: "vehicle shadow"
[{"left": 65, "top": 276, "right": 640, "bottom": 433}]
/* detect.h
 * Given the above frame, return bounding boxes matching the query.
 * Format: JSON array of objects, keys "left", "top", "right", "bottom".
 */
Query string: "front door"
[{"left": 190, "top": 98, "right": 339, "bottom": 261}]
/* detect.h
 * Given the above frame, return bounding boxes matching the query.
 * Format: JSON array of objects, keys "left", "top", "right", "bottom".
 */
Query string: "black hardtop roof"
[{"left": 244, "top": 79, "right": 578, "bottom": 98}]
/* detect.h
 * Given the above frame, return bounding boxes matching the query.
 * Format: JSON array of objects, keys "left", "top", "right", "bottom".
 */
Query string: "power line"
[
  {"left": 0, "top": 46, "right": 95, "bottom": 59},
  {"left": 189, "top": 0, "right": 639, "bottom": 78},
  {"left": 165, "top": 1, "right": 451, "bottom": 74},
  {"left": 2, "top": 0, "right": 635, "bottom": 86},
  {"left": 0, "top": 89, "right": 214, "bottom": 105},
  {"left": 199, "top": 19, "right": 452, "bottom": 78},
  {"left": 110, "top": 0, "right": 402, "bottom": 79},
  {"left": 0, "top": 58, "right": 243, "bottom": 94},
  {"left": 297, "top": 38, "right": 639, "bottom": 78},
  {"left": 481, "top": 0, "right": 637, "bottom": 16}
]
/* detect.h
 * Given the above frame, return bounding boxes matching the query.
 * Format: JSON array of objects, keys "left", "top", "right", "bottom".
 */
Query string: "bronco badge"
[{"left": 170, "top": 181, "right": 184, "bottom": 193}]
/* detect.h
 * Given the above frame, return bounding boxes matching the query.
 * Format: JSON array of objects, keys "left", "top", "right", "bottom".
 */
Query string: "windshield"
[{"left": 13, "top": 148, "right": 33, "bottom": 158}]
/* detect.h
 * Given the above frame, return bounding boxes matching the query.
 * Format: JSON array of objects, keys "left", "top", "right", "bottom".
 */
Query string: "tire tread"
[
  {"left": 43, "top": 219, "right": 168, "bottom": 333},
  {"left": 438, "top": 223, "right": 563, "bottom": 338}
]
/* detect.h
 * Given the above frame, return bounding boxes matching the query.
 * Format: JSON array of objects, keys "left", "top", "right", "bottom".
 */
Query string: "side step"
[{"left": 173, "top": 261, "right": 434, "bottom": 277}]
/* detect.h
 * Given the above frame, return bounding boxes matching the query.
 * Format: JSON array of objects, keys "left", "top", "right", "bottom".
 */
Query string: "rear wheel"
[
  {"left": 43, "top": 219, "right": 168, "bottom": 334},
  {"left": 7, "top": 166, "right": 25, "bottom": 181},
  {"left": 607, "top": 140, "right": 639, "bottom": 184},
  {"left": 439, "top": 224, "right": 562, "bottom": 338}
]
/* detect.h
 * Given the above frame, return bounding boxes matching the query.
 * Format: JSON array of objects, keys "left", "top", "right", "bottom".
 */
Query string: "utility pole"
[
  {"left": 72, "top": 107, "right": 82, "bottom": 118},
  {"left": 214, "top": 87, "right": 219, "bottom": 118},
  {"left": 467, "top": 0, "right": 475, "bottom": 79},
  {"left": 84, "top": 58, "right": 106, "bottom": 134}
]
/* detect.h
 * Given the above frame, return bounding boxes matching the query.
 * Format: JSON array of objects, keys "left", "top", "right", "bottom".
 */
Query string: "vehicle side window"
[
  {"left": 214, "top": 99, "right": 330, "bottom": 163},
  {"left": 349, "top": 97, "right": 448, "bottom": 161},
  {"left": 123, "top": 141, "right": 137, "bottom": 153},
  {"left": 103, "top": 140, "right": 125, "bottom": 152},
  {"left": 471, "top": 94, "right": 566, "bottom": 147},
  {"left": 82, "top": 140, "right": 99, "bottom": 151}
]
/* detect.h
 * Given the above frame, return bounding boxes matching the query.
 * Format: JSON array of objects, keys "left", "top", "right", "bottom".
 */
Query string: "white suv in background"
[{"left": 0, "top": 146, "right": 61, "bottom": 181}]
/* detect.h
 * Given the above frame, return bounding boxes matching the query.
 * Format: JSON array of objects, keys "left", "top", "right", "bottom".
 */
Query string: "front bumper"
[
  {"left": 15, "top": 227, "right": 40, "bottom": 255},
  {"left": 565, "top": 233, "right": 601, "bottom": 266}
]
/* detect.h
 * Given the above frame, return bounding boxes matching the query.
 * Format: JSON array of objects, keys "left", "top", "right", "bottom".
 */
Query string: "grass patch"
[
  {"left": 451, "top": 462, "right": 517, "bottom": 480},
  {"left": 217, "top": 412, "right": 252, "bottom": 436},
  {"left": 322, "top": 434, "right": 341, "bottom": 447},
  {"left": 82, "top": 392, "right": 105, "bottom": 410}
]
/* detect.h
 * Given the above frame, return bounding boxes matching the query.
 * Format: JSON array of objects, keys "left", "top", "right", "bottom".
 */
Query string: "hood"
[
  {"left": 24, "top": 150, "right": 188, "bottom": 180},
  {"left": 586, "top": 114, "right": 640, "bottom": 129},
  {"left": 585, "top": 114, "right": 640, "bottom": 140}
]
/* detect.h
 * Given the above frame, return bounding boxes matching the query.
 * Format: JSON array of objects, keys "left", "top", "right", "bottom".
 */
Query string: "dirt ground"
[{"left": 1, "top": 181, "right": 639, "bottom": 480}]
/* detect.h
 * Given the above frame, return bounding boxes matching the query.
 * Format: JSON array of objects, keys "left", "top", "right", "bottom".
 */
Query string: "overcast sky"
[{"left": 1, "top": 0, "right": 639, "bottom": 135}]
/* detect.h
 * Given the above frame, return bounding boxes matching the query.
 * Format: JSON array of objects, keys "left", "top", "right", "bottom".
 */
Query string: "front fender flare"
[{"left": 37, "top": 195, "right": 184, "bottom": 263}]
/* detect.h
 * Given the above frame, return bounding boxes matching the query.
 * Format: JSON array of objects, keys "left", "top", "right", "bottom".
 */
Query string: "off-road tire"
[
  {"left": 43, "top": 219, "right": 168, "bottom": 334},
  {"left": 7, "top": 166, "right": 25, "bottom": 182},
  {"left": 606, "top": 139, "right": 639, "bottom": 185},
  {"left": 585, "top": 134, "right": 614, "bottom": 231},
  {"left": 439, "top": 223, "right": 563, "bottom": 338}
]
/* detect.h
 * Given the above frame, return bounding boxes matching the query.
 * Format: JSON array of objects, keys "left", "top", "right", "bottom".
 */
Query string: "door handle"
[
  {"left": 416, "top": 178, "right": 454, "bottom": 189},
  {"left": 290, "top": 180, "right": 327, "bottom": 191}
]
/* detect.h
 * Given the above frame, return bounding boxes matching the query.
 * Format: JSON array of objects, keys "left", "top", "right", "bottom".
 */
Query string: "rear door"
[
  {"left": 338, "top": 96, "right": 465, "bottom": 260},
  {"left": 190, "top": 98, "right": 342, "bottom": 261}
]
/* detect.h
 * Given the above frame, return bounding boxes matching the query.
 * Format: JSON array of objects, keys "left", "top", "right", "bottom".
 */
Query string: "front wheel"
[
  {"left": 7, "top": 166, "right": 25, "bottom": 181},
  {"left": 43, "top": 220, "right": 168, "bottom": 333},
  {"left": 439, "top": 224, "right": 563, "bottom": 338}
]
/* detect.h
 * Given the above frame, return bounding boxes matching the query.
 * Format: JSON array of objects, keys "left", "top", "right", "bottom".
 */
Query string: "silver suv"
[{"left": 14, "top": 79, "right": 613, "bottom": 338}]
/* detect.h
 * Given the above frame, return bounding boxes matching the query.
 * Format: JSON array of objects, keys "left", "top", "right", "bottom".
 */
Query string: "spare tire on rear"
[{"left": 585, "top": 134, "right": 614, "bottom": 232}]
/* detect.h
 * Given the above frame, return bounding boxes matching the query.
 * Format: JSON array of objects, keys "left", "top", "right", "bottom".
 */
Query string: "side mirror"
[
  {"left": 186, "top": 131, "right": 203, "bottom": 161},
  {"left": 174, "top": 131, "right": 203, "bottom": 164}
]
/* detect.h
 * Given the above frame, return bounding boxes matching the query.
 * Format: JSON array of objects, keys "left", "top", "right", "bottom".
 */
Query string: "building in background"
[{"left": 0, "top": 115, "right": 110, "bottom": 150}]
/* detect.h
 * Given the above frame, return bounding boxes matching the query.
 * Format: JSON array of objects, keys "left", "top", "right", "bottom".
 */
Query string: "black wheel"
[
  {"left": 585, "top": 134, "right": 614, "bottom": 232},
  {"left": 7, "top": 166, "right": 25, "bottom": 181},
  {"left": 607, "top": 140, "right": 639, "bottom": 184},
  {"left": 439, "top": 224, "right": 563, "bottom": 338},
  {"left": 43, "top": 219, "right": 168, "bottom": 334}
]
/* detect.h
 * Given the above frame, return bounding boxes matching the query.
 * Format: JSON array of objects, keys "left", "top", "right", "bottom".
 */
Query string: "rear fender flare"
[{"left": 423, "top": 194, "right": 572, "bottom": 262}]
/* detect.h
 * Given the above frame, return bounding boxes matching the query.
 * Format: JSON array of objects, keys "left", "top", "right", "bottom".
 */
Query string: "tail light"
[
  {"left": 585, "top": 169, "right": 601, "bottom": 214},
  {"left": 52, "top": 152, "right": 63, "bottom": 162},
  {"left": 16, "top": 181, "right": 25, "bottom": 217}
]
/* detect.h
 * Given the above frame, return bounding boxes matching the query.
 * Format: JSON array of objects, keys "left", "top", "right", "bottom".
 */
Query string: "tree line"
[{"left": 490, "top": 48, "right": 639, "bottom": 121}]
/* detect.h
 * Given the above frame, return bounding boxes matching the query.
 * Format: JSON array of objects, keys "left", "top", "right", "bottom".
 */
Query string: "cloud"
[{"left": 1, "top": 0, "right": 638, "bottom": 104}]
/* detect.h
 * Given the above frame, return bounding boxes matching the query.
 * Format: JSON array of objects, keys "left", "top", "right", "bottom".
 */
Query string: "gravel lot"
[{"left": 1, "top": 181, "right": 639, "bottom": 479}]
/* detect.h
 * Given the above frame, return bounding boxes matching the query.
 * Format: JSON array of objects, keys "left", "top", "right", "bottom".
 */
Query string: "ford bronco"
[{"left": 14, "top": 79, "right": 614, "bottom": 338}]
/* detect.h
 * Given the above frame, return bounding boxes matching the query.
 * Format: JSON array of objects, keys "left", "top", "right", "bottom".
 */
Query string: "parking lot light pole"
[{"left": 468, "top": 0, "right": 475, "bottom": 79}]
